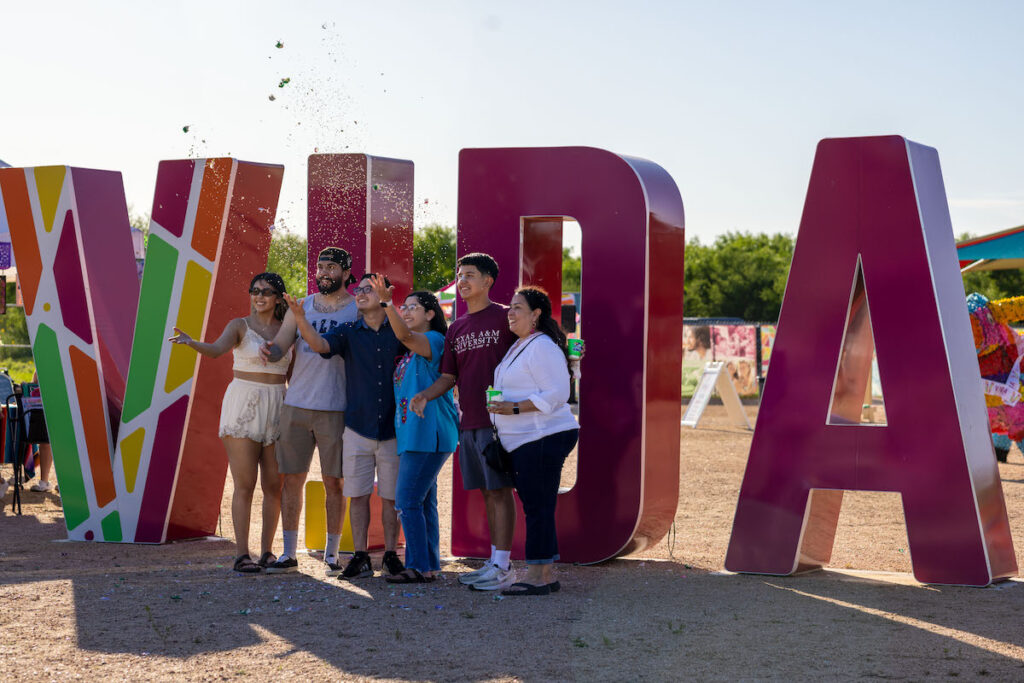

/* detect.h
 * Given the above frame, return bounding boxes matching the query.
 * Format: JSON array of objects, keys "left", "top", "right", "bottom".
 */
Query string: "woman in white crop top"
[{"left": 169, "top": 272, "right": 293, "bottom": 574}]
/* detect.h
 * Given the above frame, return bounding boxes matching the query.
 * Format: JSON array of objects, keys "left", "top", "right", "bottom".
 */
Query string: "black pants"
[{"left": 510, "top": 429, "right": 579, "bottom": 564}]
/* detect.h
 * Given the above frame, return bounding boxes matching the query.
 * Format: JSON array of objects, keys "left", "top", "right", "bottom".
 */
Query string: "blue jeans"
[
  {"left": 510, "top": 429, "right": 579, "bottom": 564},
  {"left": 395, "top": 450, "right": 451, "bottom": 572}
]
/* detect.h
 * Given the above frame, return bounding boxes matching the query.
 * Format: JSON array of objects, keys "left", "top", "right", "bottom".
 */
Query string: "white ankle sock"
[
  {"left": 325, "top": 533, "right": 341, "bottom": 562},
  {"left": 282, "top": 530, "right": 298, "bottom": 559},
  {"left": 494, "top": 549, "right": 511, "bottom": 570},
  {"left": 489, "top": 544, "right": 497, "bottom": 564}
]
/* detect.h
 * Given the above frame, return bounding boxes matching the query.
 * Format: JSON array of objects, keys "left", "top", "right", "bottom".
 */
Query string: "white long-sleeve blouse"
[{"left": 492, "top": 333, "right": 579, "bottom": 452}]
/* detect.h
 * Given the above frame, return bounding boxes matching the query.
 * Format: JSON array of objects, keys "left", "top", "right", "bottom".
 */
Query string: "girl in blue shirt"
[{"left": 370, "top": 276, "right": 458, "bottom": 583}]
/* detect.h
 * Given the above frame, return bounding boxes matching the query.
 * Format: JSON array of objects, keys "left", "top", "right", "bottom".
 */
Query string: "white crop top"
[{"left": 232, "top": 321, "right": 292, "bottom": 375}]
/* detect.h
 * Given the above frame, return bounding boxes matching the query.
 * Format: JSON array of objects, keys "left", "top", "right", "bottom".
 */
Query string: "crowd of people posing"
[{"left": 169, "top": 248, "right": 580, "bottom": 596}]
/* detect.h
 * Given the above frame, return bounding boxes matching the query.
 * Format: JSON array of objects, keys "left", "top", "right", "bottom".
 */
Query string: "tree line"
[{"left": 1, "top": 225, "right": 1018, "bottom": 377}]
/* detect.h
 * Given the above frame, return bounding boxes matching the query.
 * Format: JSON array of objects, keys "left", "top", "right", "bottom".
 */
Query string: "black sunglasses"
[{"left": 249, "top": 287, "right": 279, "bottom": 297}]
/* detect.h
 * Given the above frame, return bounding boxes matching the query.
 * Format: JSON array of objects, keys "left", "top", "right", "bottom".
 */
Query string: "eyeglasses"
[
  {"left": 352, "top": 285, "right": 375, "bottom": 295},
  {"left": 249, "top": 287, "right": 279, "bottom": 297},
  {"left": 399, "top": 303, "right": 423, "bottom": 312}
]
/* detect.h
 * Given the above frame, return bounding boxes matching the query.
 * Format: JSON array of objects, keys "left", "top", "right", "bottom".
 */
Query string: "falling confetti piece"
[
  {"left": 372, "top": 184, "right": 379, "bottom": 190},
  {"left": 424, "top": 199, "right": 429, "bottom": 204},
  {"left": 268, "top": 94, "right": 276, "bottom": 101},
  {"left": 275, "top": 41, "right": 284, "bottom": 48},
  {"left": 278, "top": 77, "right": 291, "bottom": 88},
  {"left": 182, "top": 125, "right": 190, "bottom": 133},
  {"left": 314, "top": 147, "right": 319, "bottom": 153}
]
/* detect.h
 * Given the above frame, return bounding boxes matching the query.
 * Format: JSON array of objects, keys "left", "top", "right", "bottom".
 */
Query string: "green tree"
[
  {"left": 266, "top": 229, "right": 308, "bottom": 296},
  {"left": 562, "top": 247, "right": 581, "bottom": 292},
  {"left": 683, "top": 232, "right": 795, "bottom": 321},
  {"left": 957, "top": 233, "right": 1024, "bottom": 301},
  {"left": 414, "top": 224, "right": 456, "bottom": 292}
]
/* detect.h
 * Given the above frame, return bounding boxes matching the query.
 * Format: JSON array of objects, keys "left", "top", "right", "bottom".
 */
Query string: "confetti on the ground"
[
  {"left": 182, "top": 125, "right": 190, "bottom": 133},
  {"left": 275, "top": 41, "right": 284, "bottom": 48}
]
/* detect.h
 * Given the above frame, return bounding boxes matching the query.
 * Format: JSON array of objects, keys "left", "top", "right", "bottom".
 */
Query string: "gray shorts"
[
  {"left": 459, "top": 427, "right": 515, "bottom": 491},
  {"left": 276, "top": 404, "right": 345, "bottom": 479}
]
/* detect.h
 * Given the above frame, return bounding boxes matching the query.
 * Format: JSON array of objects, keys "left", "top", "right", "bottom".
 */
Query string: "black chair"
[{"left": 0, "top": 371, "right": 25, "bottom": 515}]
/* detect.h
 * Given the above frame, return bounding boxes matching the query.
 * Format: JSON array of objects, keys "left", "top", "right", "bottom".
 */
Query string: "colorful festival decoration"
[
  {"left": 725, "top": 136, "right": 1016, "bottom": 586},
  {"left": 0, "top": 159, "right": 284, "bottom": 542},
  {"left": 967, "top": 293, "right": 1024, "bottom": 440},
  {"left": 454, "top": 147, "right": 685, "bottom": 564}
]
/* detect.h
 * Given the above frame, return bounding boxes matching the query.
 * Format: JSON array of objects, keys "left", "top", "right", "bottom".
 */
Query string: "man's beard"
[{"left": 317, "top": 276, "right": 344, "bottom": 294}]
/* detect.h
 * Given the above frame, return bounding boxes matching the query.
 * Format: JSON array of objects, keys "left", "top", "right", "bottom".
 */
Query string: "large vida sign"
[{"left": 1, "top": 138, "right": 1014, "bottom": 585}]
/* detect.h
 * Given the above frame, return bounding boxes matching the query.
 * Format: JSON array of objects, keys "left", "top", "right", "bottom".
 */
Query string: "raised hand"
[
  {"left": 283, "top": 293, "right": 305, "bottom": 319},
  {"left": 168, "top": 327, "right": 193, "bottom": 345},
  {"left": 369, "top": 273, "right": 394, "bottom": 303}
]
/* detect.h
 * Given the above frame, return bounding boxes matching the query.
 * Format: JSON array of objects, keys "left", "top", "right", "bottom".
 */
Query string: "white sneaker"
[
  {"left": 458, "top": 563, "right": 495, "bottom": 585},
  {"left": 30, "top": 480, "right": 54, "bottom": 493},
  {"left": 469, "top": 564, "right": 516, "bottom": 591}
]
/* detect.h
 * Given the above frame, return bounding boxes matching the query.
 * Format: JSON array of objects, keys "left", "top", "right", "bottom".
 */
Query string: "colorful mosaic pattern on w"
[{"left": 0, "top": 159, "right": 283, "bottom": 542}]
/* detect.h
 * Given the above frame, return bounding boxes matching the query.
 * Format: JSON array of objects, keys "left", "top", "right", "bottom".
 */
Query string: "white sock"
[
  {"left": 282, "top": 530, "right": 298, "bottom": 560},
  {"left": 490, "top": 544, "right": 497, "bottom": 564},
  {"left": 325, "top": 533, "right": 341, "bottom": 562},
  {"left": 494, "top": 549, "right": 511, "bottom": 570}
]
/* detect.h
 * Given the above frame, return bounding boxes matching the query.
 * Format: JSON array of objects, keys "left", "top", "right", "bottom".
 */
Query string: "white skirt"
[{"left": 219, "top": 378, "right": 287, "bottom": 446}]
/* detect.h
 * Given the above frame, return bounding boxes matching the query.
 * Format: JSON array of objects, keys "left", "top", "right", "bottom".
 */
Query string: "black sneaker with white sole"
[
  {"left": 264, "top": 556, "right": 298, "bottom": 574},
  {"left": 381, "top": 550, "right": 405, "bottom": 577},
  {"left": 325, "top": 556, "right": 344, "bottom": 577},
  {"left": 340, "top": 551, "right": 373, "bottom": 579}
]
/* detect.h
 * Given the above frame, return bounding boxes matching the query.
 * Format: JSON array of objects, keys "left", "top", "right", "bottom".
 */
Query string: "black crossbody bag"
[{"left": 483, "top": 335, "right": 541, "bottom": 473}]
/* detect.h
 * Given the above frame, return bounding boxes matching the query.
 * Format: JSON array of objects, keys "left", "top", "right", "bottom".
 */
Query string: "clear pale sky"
[{"left": 3, "top": 0, "right": 1024, "bottom": 249}]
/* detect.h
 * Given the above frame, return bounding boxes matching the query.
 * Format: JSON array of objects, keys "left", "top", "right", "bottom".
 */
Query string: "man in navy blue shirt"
[{"left": 285, "top": 273, "right": 406, "bottom": 580}]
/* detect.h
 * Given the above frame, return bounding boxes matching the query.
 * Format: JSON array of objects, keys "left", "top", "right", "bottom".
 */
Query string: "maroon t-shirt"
[{"left": 440, "top": 302, "right": 516, "bottom": 430}]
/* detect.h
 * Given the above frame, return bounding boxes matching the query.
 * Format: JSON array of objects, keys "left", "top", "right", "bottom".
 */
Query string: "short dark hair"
[
  {"left": 456, "top": 252, "right": 499, "bottom": 283},
  {"left": 360, "top": 272, "right": 392, "bottom": 288}
]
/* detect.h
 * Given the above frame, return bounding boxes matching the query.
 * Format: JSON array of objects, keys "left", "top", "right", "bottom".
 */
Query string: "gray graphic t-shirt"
[{"left": 284, "top": 296, "right": 358, "bottom": 411}]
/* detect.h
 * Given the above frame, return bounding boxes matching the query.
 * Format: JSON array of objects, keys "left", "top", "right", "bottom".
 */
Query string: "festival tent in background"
[{"left": 957, "top": 225, "right": 1024, "bottom": 271}]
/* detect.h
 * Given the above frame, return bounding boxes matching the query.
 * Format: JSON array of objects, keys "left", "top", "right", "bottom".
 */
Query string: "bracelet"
[
  {"left": 380, "top": 301, "right": 389, "bottom": 309},
  {"left": 513, "top": 403, "right": 520, "bottom": 414}
]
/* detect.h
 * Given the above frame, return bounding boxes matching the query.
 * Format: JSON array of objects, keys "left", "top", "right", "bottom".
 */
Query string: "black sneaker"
[
  {"left": 324, "top": 556, "right": 344, "bottom": 577},
  {"left": 264, "top": 556, "right": 298, "bottom": 574},
  {"left": 340, "top": 551, "right": 373, "bottom": 580},
  {"left": 381, "top": 551, "right": 405, "bottom": 576}
]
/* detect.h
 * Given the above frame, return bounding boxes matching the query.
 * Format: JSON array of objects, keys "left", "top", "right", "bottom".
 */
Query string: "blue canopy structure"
[{"left": 957, "top": 225, "right": 1024, "bottom": 271}]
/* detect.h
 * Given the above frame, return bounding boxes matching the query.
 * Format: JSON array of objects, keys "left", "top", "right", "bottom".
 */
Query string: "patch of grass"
[{"left": 572, "top": 637, "right": 589, "bottom": 648}]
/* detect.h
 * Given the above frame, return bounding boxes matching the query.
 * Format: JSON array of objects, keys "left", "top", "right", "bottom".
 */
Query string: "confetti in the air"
[
  {"left": 278, "top": 77, "right": 291, "bottom": 88},
  {"left": 275, "top": 41, "right": 284, "bottom": 49},
  {"left": 268, "top": 94, "right": 276, "bottom": 101},
  {"left": 182, "top": 125, "right": 190, "bottom": 133}
]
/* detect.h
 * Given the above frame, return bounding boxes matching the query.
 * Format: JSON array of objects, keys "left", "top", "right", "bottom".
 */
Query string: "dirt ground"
[{"left": 3, "top": 404, "right": 1024, "bottom": 681}]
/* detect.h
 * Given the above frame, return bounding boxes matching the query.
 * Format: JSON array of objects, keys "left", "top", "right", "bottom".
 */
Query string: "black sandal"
[
  {"left": 385, "top": 568, "right": 437, "bottom": 584},
  {"left": 501, "top": 582, "right": 551, "bottom": 596},
  {"left": 256, "top": 551, "right": 276, "bottom": 569},
  {"left": 233, "top": 554, "right": 261, "bottom": 574}
]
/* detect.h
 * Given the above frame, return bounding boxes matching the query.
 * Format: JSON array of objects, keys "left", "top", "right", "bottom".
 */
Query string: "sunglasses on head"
[{"left": 249, "top": 287, "right": 279, "bottom": 297}]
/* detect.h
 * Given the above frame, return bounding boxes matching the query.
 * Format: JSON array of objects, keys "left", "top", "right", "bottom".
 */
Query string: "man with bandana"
[{"left": 260, "top": 247, "right": 358, "bottom": 574}]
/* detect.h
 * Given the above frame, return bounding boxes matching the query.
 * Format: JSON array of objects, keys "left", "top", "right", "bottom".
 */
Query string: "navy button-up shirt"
[{"left": 321, "top": 316, "right": 404, "bottom": 441}]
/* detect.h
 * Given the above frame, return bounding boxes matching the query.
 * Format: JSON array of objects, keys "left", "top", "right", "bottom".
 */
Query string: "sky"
[{"left": 3, "top": 0, "right": 1024, "bottom": 251}]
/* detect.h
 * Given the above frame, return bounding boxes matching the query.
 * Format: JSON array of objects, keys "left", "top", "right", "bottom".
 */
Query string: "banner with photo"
[
  {"left": 712, "top": 325, "right": 759, "bottom": 397},
  {"left": 682, "top": 324, "right": 712, "bottom": 397},
  {"left": 759, "top": 325, "right": 776, "bottom": 378}
]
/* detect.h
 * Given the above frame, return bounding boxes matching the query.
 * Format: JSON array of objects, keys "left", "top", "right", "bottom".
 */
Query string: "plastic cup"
[
  {"left": 486, "top": 387, "right": 503, "bottom": 404},
  {"left": 568, "top": 338, "right": 584, "bottom": 360}
]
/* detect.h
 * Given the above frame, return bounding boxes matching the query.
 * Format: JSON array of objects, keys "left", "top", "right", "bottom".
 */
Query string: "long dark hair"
[
  {"left": 515, "top": 286, "right": 568, "bottom": 361},
  {"left": 407, "top": 290, "right": 447, "bottom": 334},
  {"left": 250, "top": 272, "right": 288, "bottom": 321}
]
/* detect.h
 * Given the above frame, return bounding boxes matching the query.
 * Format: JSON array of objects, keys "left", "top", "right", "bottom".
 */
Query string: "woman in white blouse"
[{"left": 487, "top": 286, "right": 579, "bottom": 596}]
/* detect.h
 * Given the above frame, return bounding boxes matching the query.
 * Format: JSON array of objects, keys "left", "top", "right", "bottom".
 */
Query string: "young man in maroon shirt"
[{"left": 410, "top": 253, "right": 517, "bottom": 591}]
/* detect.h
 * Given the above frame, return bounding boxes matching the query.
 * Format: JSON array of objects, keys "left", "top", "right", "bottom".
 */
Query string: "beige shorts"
[
  {"left": 219, "top": 379, "right": 286, "bottom": 446},
  {"left": 342, "top": 428, "right": 399, "bottom": 499},
  {"left": 276, "top": 404, "right": 345, "bottom": 478}
]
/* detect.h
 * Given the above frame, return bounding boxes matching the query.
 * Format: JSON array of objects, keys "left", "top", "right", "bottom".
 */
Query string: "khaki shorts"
[
  {"left": 276, "top": 404, "right": 345, "bottom": 479},
  {"left": 342, "top": 428, "right": 399, "bottom": 499}
]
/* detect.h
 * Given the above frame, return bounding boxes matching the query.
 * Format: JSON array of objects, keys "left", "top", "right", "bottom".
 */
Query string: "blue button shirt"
[{"left": 321, "top": 316, "right": 404, "bottom": 441}]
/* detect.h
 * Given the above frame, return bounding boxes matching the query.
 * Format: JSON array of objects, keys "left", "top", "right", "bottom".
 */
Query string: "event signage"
[
  {"left": 0, "top": 160, "right": 283, "bottom": 542},
  {"left": 724, "top": 136, "right": 1017, "bottom": 586}
]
